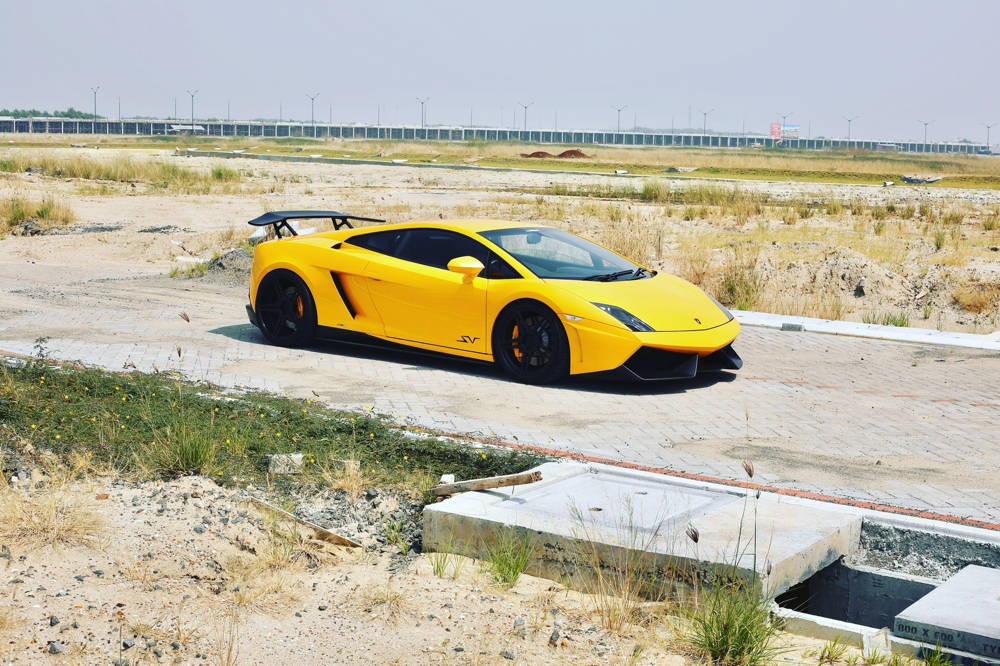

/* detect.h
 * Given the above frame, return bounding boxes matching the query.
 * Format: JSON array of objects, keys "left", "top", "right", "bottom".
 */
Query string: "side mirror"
[{"left": 447, "top": 256, "right": 485, "bottom": 282}]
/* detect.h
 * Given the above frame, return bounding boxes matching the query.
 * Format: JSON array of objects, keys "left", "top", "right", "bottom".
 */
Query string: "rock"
[
  {"left": 268, "top": 453, "right": 305, "bottom": 475},
  {"left": 855, "top": 276, "right": 866, "bottom": 297},
  {"left": 122, "top": 639, "right": 135, "bottom": 650},
  {"left": 12, "top": 219, "right": 45, "bottom": 236},
  {"left": 193, "top": 525, "right": 206, "bottom": 534},
  {"left": 502, "top": 651, "right": 516, "bottom": 660},
  {"left": 365, "top": 489, "right": 378, "bottom": 501},
  {"left": 0, "top": 545, "right": 10, "bottom": 560},
  {"left": 48, "top": 642, "right": 64, "bottom": 654},
  {"left": 49, "top": 615, "right": 60, "bottom": 626},
  {"left": 154, "top": 649, "right": 164, "bottom": 658},
  {"left": 548, "top": 628, "right": 560, "bottom": 647},
  {"left": 171, "top": 641, "right": 181, "bottom": 650}
]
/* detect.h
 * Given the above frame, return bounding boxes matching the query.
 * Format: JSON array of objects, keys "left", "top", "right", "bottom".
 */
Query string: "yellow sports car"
[{"left": 246, "top": 211, "right": 741, "bottom": 383}]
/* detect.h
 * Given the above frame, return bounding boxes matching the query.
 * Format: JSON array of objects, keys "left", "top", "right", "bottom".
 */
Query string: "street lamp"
[
  {"left": 985, "top": 123, "right": 996, "bottom": 148},
  {"left": 416, "top": 97, "right": 429, "bottom": 128},
  {"left": 700, "top": 108, "right": 714, "bottom": 136},
  {"left": 306, "top": 93, "right": 319, "bottom": 137},
  {"left": 917, "top": 119, "right": 933, "bottom": 149},
  {"left": 90, "top": 86, "right": 99, "bottom": 122},
  {"left": 186, "top": 89, "right": 198, "bottom": 135},
  {"left": 844, "top": 115, "right": 860, "bottom": 142},
  {"left": 518, "top": 101, "right": 533, "bottom": 131},
  {"left": 614, "top": 104, "right": 627, "bottom": 133}
]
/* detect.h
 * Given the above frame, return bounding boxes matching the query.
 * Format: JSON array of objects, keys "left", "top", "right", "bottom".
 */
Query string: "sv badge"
[{"left": 456, "top": 335, "right": 480, "bottom": 344}]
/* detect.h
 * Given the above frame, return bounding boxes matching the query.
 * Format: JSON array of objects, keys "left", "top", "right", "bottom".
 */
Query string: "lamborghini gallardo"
[{"left": 246, "top": 211, "right": 742, "bottom": 383}]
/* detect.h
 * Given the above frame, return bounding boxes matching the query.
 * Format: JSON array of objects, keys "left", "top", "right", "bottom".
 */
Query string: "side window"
[
  {"left": 395, "top": 228, "right": 519, "bottom": 280},
  {"left": 347, "top": 229, "right": 402, "bottom": 255}
]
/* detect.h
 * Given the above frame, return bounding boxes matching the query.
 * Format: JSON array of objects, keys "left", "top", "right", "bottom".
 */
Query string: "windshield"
[{"left": 479, "top": 227, "right": 640, "bottom": 280}]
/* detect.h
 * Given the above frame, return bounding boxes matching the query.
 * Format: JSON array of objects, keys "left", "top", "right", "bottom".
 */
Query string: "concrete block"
[
  {"left": 424, "top": 461, "right": 862, "bottom": 596},
  {"left": 894, "top": 565, "right": 1000, "bottom": 660},
  {"left": 267, "top": 453, "right": 304, "bottom": 475}
]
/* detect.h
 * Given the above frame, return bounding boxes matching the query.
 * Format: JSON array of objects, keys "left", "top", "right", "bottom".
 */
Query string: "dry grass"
[
  {"left": 672, "top": 239, "right": 716, "bottom": 287},
  {"left": 0, "top": 151, "right": 246, "bottom": 194},
  {"left": 319, "top": 458, "right": 368, "bottom": 501},
  {"left": 715, "top": 244, "right": 765, "bottom": 310},
  {"left": 953, "top": 283, "right": 1000, "bottom": 313},
  {"left": 597, "top": 215, "right": 662, "bottom": 266},
  {"left": 0, "top": 603, "right": 16, "bottom": 637},
  {"left": 0, "top": 464, "right": 104, "bottom": 550},
  {"left": 570, "top": 499, "right": 675, "bottom": 633},
  {"left": 0, "top": 195, "right": 75, "bottom": 232},
  {"left": 760, "top": 289, "right": 845, "bottom": 321},
  {"left": 365, "top": 583, "right": 409, "bottom": 623}
]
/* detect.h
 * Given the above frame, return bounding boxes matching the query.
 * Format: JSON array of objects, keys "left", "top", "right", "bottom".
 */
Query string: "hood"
[{"left": 549, "top": 274, "right": 731, "bottom": 332}]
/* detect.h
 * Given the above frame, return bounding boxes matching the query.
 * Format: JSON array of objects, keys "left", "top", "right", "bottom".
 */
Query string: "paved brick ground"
[{"left": 2, "top": 276, "right": 999, "bottom": 525}]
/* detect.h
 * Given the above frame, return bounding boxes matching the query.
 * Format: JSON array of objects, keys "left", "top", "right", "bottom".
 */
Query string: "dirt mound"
[
  {"left": 557, "top": 149, "right": 589, "bottom": 159},
  {"left": 772, "top": 244, "right": 912, "bottom": 304},
  {"left": 201, "top": 247, "right": 253, "bottom": 286},
  {"left": 519, "top": 151, "right": 554, "bottom": 158}
]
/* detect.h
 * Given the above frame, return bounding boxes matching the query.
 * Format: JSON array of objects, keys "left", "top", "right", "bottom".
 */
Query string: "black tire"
[
  {"left": 254, "top": 269, "right": 317, "bottom": 347},
  {"left": 492, "top": 300, "right": 570, "bottom": 384}
]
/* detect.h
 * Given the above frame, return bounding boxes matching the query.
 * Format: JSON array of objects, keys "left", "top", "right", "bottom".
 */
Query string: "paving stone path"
[{"left": 2, "top": 276, "right": 999, "bottom": 525}]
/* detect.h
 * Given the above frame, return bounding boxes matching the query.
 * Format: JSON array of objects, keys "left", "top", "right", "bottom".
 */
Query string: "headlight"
[
  {"left": 592, "top": 303, "right": 655, "bottom": 332},
  {"left": 706, "top": 293, "right": 734, "bottom": 320}
]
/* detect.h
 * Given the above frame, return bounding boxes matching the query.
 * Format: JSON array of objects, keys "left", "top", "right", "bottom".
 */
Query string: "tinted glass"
[
  {"left": 395, "top": 228, "right": 518, "bottom": 278},
  {"left": 479, "top": 227, "right": 637, "bottom": 280},
  {"left": 348, "top": 229, "right": 403, "bottom": 255}
]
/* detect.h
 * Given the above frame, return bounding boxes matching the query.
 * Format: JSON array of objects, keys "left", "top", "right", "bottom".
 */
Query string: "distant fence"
[{"left": 0, "top": 117, "right": 988, "bottom": 155}]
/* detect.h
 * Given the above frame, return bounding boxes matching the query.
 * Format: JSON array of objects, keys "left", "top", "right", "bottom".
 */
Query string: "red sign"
[{"left": 770, "top": 123, "right": 782, "bottom": 140}]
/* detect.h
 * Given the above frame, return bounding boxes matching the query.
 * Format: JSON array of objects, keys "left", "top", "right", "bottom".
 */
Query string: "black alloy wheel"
[
  {"left": 255, "top": 270, "right": 317, "bottom": 347},
  {"left": 492, "top": 301, "right": 569, "bottom": 384}
]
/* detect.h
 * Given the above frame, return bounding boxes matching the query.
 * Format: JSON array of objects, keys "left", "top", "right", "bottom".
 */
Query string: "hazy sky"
[{"left": 4, "top": 0, "right": 998, "bottom": 143}]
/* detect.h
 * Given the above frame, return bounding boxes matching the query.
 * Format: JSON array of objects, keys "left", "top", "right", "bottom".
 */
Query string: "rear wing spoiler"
[{"left": 247, "top": 210, "right": 385, "bottom": 239}]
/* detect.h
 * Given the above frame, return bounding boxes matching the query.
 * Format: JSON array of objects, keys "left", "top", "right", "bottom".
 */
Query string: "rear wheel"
[
  {"left": 492, "top": 301, "right": 569, "bottom": 384},
  {"left": 255, "top": 269, "right": 316, "bottom": 347}
]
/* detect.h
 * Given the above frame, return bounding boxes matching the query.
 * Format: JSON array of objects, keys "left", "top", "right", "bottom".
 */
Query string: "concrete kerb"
[{"left": 734, "top": 310, "right": 1000, "bottom": 351}]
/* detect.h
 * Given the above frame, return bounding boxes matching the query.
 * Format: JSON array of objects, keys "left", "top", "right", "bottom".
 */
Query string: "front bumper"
[{"left": 563, "top": 315, "right": 742, "bottom": 377}]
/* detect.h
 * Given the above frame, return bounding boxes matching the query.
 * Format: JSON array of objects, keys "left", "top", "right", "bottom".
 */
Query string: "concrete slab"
[
  {"left": 424, "top": 461, "right": 862, "bottom": 596},
  {"left": 894, "top": 565, "right": 1000, "bottom": 659}
]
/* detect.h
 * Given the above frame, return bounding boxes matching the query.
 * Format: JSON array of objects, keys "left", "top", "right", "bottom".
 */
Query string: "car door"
[{"left": 363, "top": 228, "right": 494, "bottom": 354}]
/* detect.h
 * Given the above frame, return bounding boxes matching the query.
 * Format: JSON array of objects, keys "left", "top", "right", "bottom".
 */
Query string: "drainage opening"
[{"left": 776, "top": 558, "right": 936, "bottom": 629}]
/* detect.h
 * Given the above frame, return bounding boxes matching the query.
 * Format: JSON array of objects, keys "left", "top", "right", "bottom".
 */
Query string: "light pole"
[
  {"left": 844, "top": 115, "right": 859, "bottom": 142},
  {"left": 306, "top": 93, "right": 319, "bottom": 137},
  {"left": 614, "top": 104, "right": 627, "bottom": 133},
  {"left": 90, "top": 86, "right": 99, "bottom": 121},
  {"left": 416, "top": 97, "right": 429, "bottom": 127},
  {"left": 186, "top": 89, "right": 198, "bottom": 135},
  {"left": 985, "top": 123, "right": 996, "bottom": 149},
  {"left": 777, "top": 111, "right": 793, "bottom": 128},
  {"left": 917, "top": 119, "right": 933, "bottom": 149},
  {"left": 700, "top": 108, "right": 714, "bottom": 136},
  {"left": 227, "top": 98, "right": 231, "bottom": 122},
  {"left": 518, "top": 102, "right": 533, "bottom": 131}
]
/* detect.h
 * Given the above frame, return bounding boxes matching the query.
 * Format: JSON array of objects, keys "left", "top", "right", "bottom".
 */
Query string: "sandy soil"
[{"left": 0, "top": 474, "right": 832, "bottom": 665}]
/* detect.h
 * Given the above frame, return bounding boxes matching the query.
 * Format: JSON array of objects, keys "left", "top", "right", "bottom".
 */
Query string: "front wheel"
[
  {"left": 255, "top": 269, "right": 317, "bottom": 347},
  {"left": 492, "top": 301, "right": 569, "bottom": 384}
]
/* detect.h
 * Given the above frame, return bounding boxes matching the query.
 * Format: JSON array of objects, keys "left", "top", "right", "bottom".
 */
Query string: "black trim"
[
  {"left": 615, "top": 344, "right": 743, "bottom": 381},
  {"left": 248, "top": 210, "right": 385, "bottom": 239},
  {"left": 329, "top": 272, "right": 357, "bottom": 319}
]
